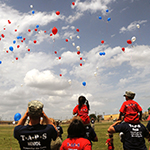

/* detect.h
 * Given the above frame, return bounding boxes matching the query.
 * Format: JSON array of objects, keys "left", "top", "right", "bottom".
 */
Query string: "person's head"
[
  {"left": 28, "top": 100, "right": 43, "bottom": 120},
  {"left": 68, "top": 117, "right": 86, "bottom": 138},
  {"left": 109, "top": 133, "right": 113, "bottom": 138},
  {"left": 123, "top": 91, "right": 135, "bottom": 100},
  {"left": 78, "top": 95, "right": 90, "bottom": 110}
]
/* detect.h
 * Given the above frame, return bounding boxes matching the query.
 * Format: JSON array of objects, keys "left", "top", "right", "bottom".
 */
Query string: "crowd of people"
[{"left": 13, "top": 91, "right": 150, "bottom": 150}]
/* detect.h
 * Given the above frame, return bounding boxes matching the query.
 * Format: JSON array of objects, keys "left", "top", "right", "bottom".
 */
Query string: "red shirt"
[
  {"left": 60, "top": 137, "right": 92, "bottom": 150},
  {"left": 106, "top": 138, "right": 114, "bottom": 150},
  {"left": 73, "top": 104, "right": 90, "bottom": 124},
  {"left": 119, "top": 100, "right": 142, "bottom": 124}
]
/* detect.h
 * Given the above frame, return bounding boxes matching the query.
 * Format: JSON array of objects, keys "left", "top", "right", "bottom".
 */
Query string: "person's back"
[
  {"left": 108, "top": 121, "right": 149, "bottom": 150},
  {"left": 119, "top": 91, "right": 142, "bottom": 124},
  {"left": 73, "top": 96, "right": 90, "bottom": 125},
  {"left": 14, "top": 123, "right": 57, "bottom": 150}
]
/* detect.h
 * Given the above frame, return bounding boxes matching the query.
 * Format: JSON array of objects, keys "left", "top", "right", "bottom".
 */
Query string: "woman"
[
  {"left": 60, "top": 117, "right": 92, "bottom": 150},
  {"left": 73, "top": 95, "right": 90, "bottom": 125}
]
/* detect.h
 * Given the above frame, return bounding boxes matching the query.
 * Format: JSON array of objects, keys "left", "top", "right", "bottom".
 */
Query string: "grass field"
[{"left": 0, "top": 121, "right": 149, "bottom": 150}]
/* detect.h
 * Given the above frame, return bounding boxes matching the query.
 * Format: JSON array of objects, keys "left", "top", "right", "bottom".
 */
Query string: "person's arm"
[
  {"left": 118, "top": 112, "right": 123, "bottom": 120},
  {"left": 107, "top": 120, "right": 122, "bottom": 133},
  {"left": 139, "top": 111, "right": 142, "bottom": 121},
  {"left": 17, "top": 109, "right": 28, "bottom": 126},
  {"left": 93, "top": 135, "right": 98, "bottom": 141}
]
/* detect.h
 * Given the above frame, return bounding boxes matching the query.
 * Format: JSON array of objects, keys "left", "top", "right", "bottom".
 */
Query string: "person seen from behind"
[
  {"left": 73, "top": 95, "right": 90, "bottom": 125},
  {"left": 14, "top": 100, "right": 57, "bottom": 150},
  {"left": 118, "top": 91, "right": 142, "bottom": 124},
  {"left": 60, "top": 117, "right": 92, "bottom": 150}
]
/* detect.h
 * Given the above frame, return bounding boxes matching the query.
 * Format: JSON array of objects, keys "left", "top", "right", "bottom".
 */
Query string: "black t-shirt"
[
  {"left": 56, "top": 125, "right": 63, "bottom": 139},
  {"left": 14, "top": 124, "right": 57, "bottom": 150},
  {"left": 114, "top": 122, "right": 148, "bottom": 150}
]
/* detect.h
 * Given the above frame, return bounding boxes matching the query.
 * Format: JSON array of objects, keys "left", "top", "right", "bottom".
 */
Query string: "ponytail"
[{"left": 78, "top": 96, "right": 90, "bottom": 110}]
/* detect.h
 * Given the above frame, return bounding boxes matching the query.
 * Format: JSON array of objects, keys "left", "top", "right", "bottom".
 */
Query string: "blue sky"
[{"left": 0, "top": 0, "right": 150, "bottom": 121}]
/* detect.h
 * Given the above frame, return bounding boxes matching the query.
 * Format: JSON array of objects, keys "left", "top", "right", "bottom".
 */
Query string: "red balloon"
[
  {"left": 54, "top": 51, "right": 57, "bottom": 54},
  {"left": 15, "top": 29, "right": 17, "bottom": 32},
  {"left": 77, "top": 51, "right": 80, "bottom": 55},
  {"left": 80, "top": 63, "right": 82, "bottom": 66},
  {"left": 6, "top": 50, "right": 8, "bottom": 53},
  {"left": 72, "top": 2, "right": 75, "bottom": 5},
  {"left": 56, "top": 11, "right": 60, "bottom": 15},
  {"left": 59, "top": 57, "right": 61, "bottom": 59},
  {"left": 52, "top": 27, "right": 58, "bottom": 35},
  {"left": 23, "top": 38, "right": 26, "bottom": 41},
  {"left": 4, "top": 28, "right": 6, "bottom": 30},
  {"left": 21, "top": 40, "right": 23, "bottom": 43},
  {"left": 35, "top": 28, "right": 37, "bottom": 31},
  {"left": 76, "top": 28, "right": 79, "bottom": 32},
  {"left": 44, "top": 31, "right": 46, "bottom": 33},
  {"left": 101, "top": 40, "right": 104, "bottom": 44},
  {"left": 66, "top": 39, "right": 68, "bottom": 42},
  {"left": 50, "top": 33, "right": 53, "bottom": 36},
  {"left": 28, "top": 49, "right": 30, "bottom": 51},
  {"left": 17, "top": 45, "right": 20, "bottom": 48},
  {"left": 80, "top": 57, "right": 82, "bottom": 60},
  {"left": 28, "top": 29, "right": 31, "bottom": 32},
  {"left": 60, "top": 74, "right": 62, "bottom": 76},
  {"left": 127, "top": 39, "right": 132, "bottom": 44},
  {"left": 8, "top": 20, "right": 11, "bottom": 24},
  {"left": 33, "top": 40, "right": 37, "bottom": 43},
  {"left": 16, "top": 57, "right": 18, "bottom": 60},
  {"left": 0, "top": 38, "right": 1, "bottom": 41},
  {"left": 122, "top": 47, "right": 125, "bottom": 52},
  {"left": 1, "top": 34, "right": 5, "bottom": 38}
]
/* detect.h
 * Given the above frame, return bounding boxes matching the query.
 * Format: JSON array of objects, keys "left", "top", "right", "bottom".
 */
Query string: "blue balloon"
[
  {"left": 0, "top": 61, "right": 2, "bottom": 64},
  {"left": 99, "top": 16, "right": 102, "bottom": 20},
  {"left": 82, "top": 81, "right": 86, "bottom": 86},
  {"left": 13, "top": 40, "right": 16, "bottom": 44},
  {"left": 106, "top": 9, "right": 109, "bottom": 13},
  {"left": 32, "top": 10, "right": 35, "bottom": 14},
  {"left": 107, "top": 18, "right": 111, "bottom": 21},
  {"left": 102, "top": 52, "right": 105, "bottom": 55},
  {"left": 99, "top": 52, "right": 103, "bottom": 56},
  {"left": 9, "top": 46, "right": 13, "bottom": 51},
  {"left": 36, "top": 25, "right": 39, "bottom": 28},
  {"left": 20, "top": 36, "right": 22, "bottom": 39},
  {"left": 14, "top": 113, "right": 21, "bottom": 121},
  {"left": 17, "top": 36, "right": 20, "bottom": 39}
]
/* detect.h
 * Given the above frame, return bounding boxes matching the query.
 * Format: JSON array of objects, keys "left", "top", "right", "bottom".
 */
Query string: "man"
[
  {"left": 108, "top": 120, "right": 149, "bottom": 150},
  {"left": 14, "top": 100, "right": 57, "bottom": 150}
]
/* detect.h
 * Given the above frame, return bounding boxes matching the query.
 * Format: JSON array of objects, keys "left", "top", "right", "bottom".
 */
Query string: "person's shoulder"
[{"left": 14, "top": 125, "right": 28, "bottom": 130}]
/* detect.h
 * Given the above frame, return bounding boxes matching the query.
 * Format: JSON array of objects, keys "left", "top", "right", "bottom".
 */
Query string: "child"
[
  {"left": 106, "top": 133, "right": 114, "bottom": 150},
  {"left": 118, "top": 91, "right": 142, "bottom": 124},
  {"left": 73, "top": 95, "right": 90, "bottom": 125}
]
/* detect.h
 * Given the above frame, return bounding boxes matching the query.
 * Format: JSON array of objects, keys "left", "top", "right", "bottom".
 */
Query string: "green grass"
[{"left": 0, "top": 121, "right": 149, "bottom": 150}]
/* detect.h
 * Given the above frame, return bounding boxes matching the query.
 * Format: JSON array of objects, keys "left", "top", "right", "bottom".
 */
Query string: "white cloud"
[{"left": 119, "top": 20, "right": 147, "bottom": 33}]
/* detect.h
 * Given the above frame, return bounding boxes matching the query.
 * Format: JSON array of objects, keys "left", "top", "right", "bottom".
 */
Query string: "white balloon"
[
  {"left": 12, "top": 60, "right": 15, "bottom": 63},
  {"left": 94, "top": 72, "right": 97, "bottom": 76},
  {"left": 72, "top": 43, "right": 75, "bottom": 46},
  {"left": 30, "top": 5, "right": 33, "bottom": 8},
  {"left": 68, "top": 79, "right": 71, "bottom": 84},
  {"left": 96, "top": 66, "right": 99, "bottom": 70},
  {"left": 76, "top": 46, "right": 80, "bottom": 50},
  {"left": 70, "top": 36, "right": 72, "bottom": 40},
  {"left": 83, "top": 59, "right": 86, "bottom": 62},
  {"left": 77, "top": 36, "right": 80, "bottom": 39},
  {"left": 13, "top": 121, "right": 15, "bottom": 125},
  {"left": 131, "top": 36, "right": 136, "bottom": 42},
  {"left": 136, "top": 24, "right": 140, "bottom": 28}
]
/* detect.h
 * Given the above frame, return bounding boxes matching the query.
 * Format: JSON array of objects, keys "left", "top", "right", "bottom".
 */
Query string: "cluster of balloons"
[
  {"left": 99, "top": 52, "right": 106, "bottom": 56},
  {"left": 99, "top": 9, "right": 111, "bottom": 22}
]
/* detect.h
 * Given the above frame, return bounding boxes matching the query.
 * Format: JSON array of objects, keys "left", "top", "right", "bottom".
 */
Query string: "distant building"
[{"left": 104, "top": 113, "right": 119, "bottom": 121}]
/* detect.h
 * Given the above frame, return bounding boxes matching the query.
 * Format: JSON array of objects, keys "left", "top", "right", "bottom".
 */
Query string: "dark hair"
[
  {"left": 78, "top": 96, "right": 90, "bottom": 110},
  {"left": 68, "top": 119, "right": 86, "bottom": 138}
]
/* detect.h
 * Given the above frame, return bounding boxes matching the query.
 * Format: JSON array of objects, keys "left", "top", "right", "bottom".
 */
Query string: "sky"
[{"left": 0, "top": 0, "right": 150, "bottom": 121}]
